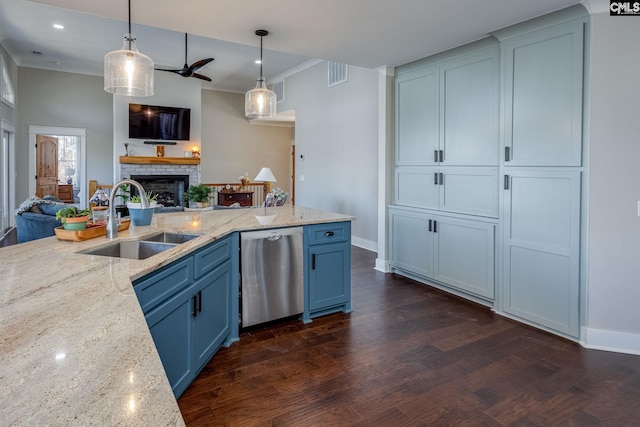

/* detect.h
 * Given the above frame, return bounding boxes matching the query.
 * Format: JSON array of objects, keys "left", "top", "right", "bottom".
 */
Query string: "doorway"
[
  {"left": 0, "top": 120, "right": 15, "bottom": 231},
  {"left": 28, "top": 126, "right": 86, "bottom": 206}
]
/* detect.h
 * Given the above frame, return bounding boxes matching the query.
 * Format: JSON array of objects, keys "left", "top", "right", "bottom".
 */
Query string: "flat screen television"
[{"left": 129, "top": 103, "right": 191, "bottom": 141}]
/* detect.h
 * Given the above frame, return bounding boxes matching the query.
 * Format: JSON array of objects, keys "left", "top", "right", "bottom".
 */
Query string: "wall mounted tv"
[{"left": 129, "top": 103, "right": 191, "bottom": 141}]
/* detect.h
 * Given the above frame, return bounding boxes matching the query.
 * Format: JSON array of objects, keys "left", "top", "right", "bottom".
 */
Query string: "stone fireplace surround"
[{"left": 120, "top": 163, "right": 199, "bottom": 207}]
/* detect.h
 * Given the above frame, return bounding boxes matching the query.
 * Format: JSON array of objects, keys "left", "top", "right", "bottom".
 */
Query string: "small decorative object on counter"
[{"left": 127, "top": 191, "right": 158, "bottom": 226}]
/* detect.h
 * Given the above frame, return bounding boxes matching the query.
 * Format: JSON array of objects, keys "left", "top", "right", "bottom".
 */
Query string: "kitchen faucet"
[{"left": 106, "top": 179, "right": 149, "bottom": 239}]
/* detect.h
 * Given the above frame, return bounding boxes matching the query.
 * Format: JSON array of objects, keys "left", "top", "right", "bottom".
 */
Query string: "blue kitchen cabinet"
[
  {"left": 304, "top": 222, "right": 352, "bottom": 322},
  {"left": 133, "top": 233, "right": 238, "bottom": 398}
]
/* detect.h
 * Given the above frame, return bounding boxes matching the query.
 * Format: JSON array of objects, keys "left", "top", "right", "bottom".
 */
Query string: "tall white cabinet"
[
  {"left": 389, "top": 7, "right": 588, "bottom": 340},
  {"left": 391, "top": 39, "right": 500, "bottom": 305}
]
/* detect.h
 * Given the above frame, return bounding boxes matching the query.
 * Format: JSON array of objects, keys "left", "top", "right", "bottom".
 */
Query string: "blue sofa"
[{"left": 14, "top": 196, "right": 67, "bottom": 243}]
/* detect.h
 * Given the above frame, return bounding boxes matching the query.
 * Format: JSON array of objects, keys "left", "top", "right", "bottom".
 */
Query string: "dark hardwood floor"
[{"left": 178, "top": 246, "right": 640, "bottom": 426}]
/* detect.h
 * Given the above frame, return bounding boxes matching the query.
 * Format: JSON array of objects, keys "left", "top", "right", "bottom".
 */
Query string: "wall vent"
[
  {"left": 273, "top": 80, "right": 284, "bottom": 103},
  {"left": 328, "top": 61, "right": 348, "bottom": 87}
]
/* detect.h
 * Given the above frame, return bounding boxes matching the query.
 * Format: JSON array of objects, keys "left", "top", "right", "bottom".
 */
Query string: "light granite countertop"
[{"left": 0, "top": 206, "right": 353, "bottom": 426}]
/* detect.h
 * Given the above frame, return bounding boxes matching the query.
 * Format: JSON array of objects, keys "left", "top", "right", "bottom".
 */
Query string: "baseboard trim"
[
  {"left": 374, "top": 258, "right": 389, "bottom": 273},
  {"left": 351, "top": 236, "right": 377, "bottom": 253},
  {"left": 581, "top": 327, "right": 640, "bottom": 356}
]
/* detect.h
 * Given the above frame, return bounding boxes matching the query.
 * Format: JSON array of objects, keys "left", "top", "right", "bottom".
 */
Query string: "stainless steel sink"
[
  {"left": 80, "top": 241, "right": 178, "bottom": 260},
  {"left": 141, "top": 232, "right": 200, "bottom": 244}
]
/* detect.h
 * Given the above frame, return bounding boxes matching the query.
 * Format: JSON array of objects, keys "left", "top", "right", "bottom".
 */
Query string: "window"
[
  {"left": 1, "top": 55, "right": 15, "bottom": 109},
  {"left": 56, "top": 135, "right": 79, "bottom": 187}
]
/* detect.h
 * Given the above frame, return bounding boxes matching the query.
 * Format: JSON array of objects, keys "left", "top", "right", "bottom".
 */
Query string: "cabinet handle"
[
  {"left": 434, "top": 150, "right": 439, "bottom": 163},
  {"left": 197, "top": 290, "right": 202, "bottom": 313},
  {"left": 192, "top": 295, "right": 197, "bottom": 317},
  {"left": 434, "top": 173, "right": 438, "bottom": 185},
  {"left": 505, "top": 146, "right": 511, "bottom": 162},
  {"left": 504, "top": 174, "right": 510, "bottom": 190},
  {"left": 433, "top": 220, "right": 437, "bottom": 233},
  {"left": 324, "top": 231, "right": 334, "bottom": 237},
  {"left": 439, "top": 150, "right": 444, "bottom": 163},
  {"left": 312, "top": 254, "right": 316, "bottom": 270},
  {"left": 439, "top": 173, "right": 444, "bottom": 185},
  {"left": 428, "top": 219, "right": 432, "bottom": 232}
]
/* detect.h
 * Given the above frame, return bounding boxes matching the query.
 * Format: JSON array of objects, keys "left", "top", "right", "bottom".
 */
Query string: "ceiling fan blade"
[
  {"left": 189, "top": 58, "right": 214, "bottom": 73},
  {"left": 192, "top": 73, "right": 212, "bottom": 82},
  {"left": 155, "top": 68, "right": 183, "bottom": 74}
]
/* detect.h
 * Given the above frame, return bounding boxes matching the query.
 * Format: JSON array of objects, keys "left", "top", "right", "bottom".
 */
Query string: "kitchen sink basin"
[
  {"left": 80, "top": 241, "right": 178, "bottom": 260},
  {"left": 141, "top": 232, "right": 200, "bottom": 244}
]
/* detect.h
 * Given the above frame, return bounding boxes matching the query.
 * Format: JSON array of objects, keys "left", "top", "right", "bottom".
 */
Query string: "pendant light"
[
  {"left": 104, "top": 0, "right": 154, "bottom": 96},
  {"left": 245, "top": 30, "right": 276, "bottom": 119}
]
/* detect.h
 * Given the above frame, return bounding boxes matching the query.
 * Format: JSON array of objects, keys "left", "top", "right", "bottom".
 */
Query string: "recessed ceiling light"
[
  {"left": 255, "top": 60, "right": 262, "bottom": 64},
  {"left": 53, "top": 24, "right": 64, "bottom": 30}
]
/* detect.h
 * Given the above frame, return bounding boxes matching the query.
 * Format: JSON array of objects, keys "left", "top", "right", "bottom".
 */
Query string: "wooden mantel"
[{"left": 119, "top": 156, "right": 200, "bottom": 165}]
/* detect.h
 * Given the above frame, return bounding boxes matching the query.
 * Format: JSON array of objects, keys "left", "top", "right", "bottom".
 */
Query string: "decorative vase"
[
  {"left": 62, "top": 215, "right": 90, "bottom": 231},
  {"left": 128, "top": 207, "right": 154, "bottom": 226}
]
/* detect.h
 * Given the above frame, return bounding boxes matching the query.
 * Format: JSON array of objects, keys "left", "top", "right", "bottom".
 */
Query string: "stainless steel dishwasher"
[{"left": 240, "top": 227, "right": 304, "bottom": 327}]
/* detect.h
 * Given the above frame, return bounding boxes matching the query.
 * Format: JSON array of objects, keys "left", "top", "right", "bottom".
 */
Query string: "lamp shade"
[
  {"left": 254, "top": 167, "right": 277, "bottom": 182},
  {"left": 245, "top": 78, "right": 277, "bottom": 119},
  {"left": 104, "top": 34, "right": 154, "bottom": 96}
]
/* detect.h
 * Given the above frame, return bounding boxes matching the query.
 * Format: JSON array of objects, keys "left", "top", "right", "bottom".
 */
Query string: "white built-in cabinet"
[
  {"left": 390, "top": 7, "right": 587, "bottom": 339},
  {"left": 391, "top": 41, "right": 500, "bottom": 304},
  {"left": 499, "top": 15, "right": 586, "bottom": 338},
  {"left": 396, "top": 47, "right": 499, "bottom": 166},
  {"left": 390, "top": 207, "right": 495, "bottom": 300}
]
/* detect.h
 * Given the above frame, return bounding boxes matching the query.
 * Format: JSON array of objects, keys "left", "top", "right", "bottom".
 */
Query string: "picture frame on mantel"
[{"left": 0, "top": 54, "right": 15, "bottom": 109}]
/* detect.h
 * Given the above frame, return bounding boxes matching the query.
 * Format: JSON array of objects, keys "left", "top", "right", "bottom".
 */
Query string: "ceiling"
[{"left": 0, "top": 0, "right": 591, "bottom": 94}]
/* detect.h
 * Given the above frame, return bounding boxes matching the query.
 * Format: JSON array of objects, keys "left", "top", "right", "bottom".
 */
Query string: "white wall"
[
  {"left": 16, "top": 67, "right": 112, "bottom": 201},
  {"left": 584, "top": 12, "right": 640, "bottom": 350},
  {"left": 113, "top": 71, "right": 202, "bottom": 174},
  {"left": 278, "top": 62, "right": 379, "bottom": 249},
  {"left": 200, "top": 89, "right": 292, "bottom": 195}
]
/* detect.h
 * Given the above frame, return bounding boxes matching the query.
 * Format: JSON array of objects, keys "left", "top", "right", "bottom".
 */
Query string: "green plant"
[
  {"left": 129, "top": 191, "right": 158, "bottom": 203},
  {"left": 55, "top": 206, "right": 90, "bottom": 224},
  {"left": 186, "top": 184, "right": 212, "bottom": 203}
]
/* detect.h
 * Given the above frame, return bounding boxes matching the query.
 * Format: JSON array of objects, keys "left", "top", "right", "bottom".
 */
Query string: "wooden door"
[{"left": 36, "top": 135, "right": 58, "bottom": 198}]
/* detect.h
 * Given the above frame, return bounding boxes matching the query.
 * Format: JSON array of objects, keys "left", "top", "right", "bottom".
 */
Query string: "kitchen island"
[{"left": 0, "top": 206, "right": 353, "bottom": 426}]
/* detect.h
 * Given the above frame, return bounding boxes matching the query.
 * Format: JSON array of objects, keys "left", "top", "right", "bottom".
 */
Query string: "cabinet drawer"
[
  {"left": 194, "top": 237, "right": 232, "bottom": 279},
  {"left": 134, "top": 258, "right": 193, "bottom": 314},
  {"left": 307, "top": 222, "right": 350, "bottom": 245}
]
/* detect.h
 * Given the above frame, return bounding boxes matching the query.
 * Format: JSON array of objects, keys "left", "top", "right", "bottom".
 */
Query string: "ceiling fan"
[{"left": 156, "top": 33, "right": 214, "bottom": 81}]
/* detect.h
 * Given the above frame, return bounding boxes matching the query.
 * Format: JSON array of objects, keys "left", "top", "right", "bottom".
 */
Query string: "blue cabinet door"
[
  {"left": 192, "top": 260, "right": 231, "bottom": 370},
  {"left": 145, "top": 284, "right": 196, "bottom": 398},
  {"left": 304, "top": 222, "right": 352, "bottom": 322},
  {"left": 308, "top": 241, "right": 351, "bottom": 312}
]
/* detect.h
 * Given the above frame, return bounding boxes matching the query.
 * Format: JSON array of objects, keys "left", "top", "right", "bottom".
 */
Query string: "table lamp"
[{"left": 254, "top": 167, "right": 277, "bottom": 200}]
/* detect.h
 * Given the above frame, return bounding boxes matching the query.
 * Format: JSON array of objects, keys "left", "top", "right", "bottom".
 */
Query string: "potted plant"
[
  {"left": 55, "top": 206, "right": 91, "bottom": 230},
  {"left": 186, "top": 184, "right": 212, "bottom": 208},
  {"left": 126, "top": 191, "right": 158, "bottom": 209},
  {"left": 126, "top": 191, "right": 158, "bottom": 226}
]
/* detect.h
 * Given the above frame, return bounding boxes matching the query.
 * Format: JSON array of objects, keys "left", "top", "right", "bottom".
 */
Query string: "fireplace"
[{"left": 131, "top": 175, "right": 189, "bottom": 207}]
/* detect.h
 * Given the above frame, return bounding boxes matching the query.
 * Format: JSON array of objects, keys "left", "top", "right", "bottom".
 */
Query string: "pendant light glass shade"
[
  {"left": 245, "top": 30, "right": 276, "bottom": 119},
  {"left": 245, "top": 77, "right": 276, "bottom": 119},
  {"left": 104, "top": 34, "right": 154, "bottom": 96}
]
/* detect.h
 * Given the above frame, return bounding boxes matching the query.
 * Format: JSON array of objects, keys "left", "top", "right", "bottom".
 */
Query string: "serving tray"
[{"left": 54, "top": 219, "right": 131, "bottom": 242}]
